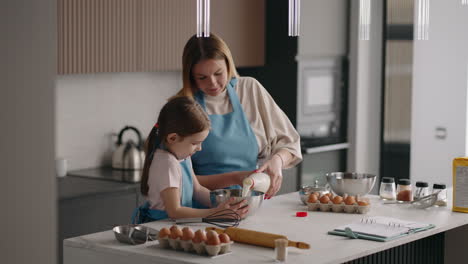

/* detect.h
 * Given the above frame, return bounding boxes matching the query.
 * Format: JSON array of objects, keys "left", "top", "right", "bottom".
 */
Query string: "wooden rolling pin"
[{"left": 206, "top": 227, "right": 310, "bottom": 249}]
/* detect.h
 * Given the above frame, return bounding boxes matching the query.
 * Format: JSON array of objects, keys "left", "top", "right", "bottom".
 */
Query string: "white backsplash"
[{"left": 56, "top": 72, "right": 182, "bottom": 170}]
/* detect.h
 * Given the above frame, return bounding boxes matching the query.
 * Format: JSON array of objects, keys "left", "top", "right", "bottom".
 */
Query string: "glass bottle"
[
  {"left": 433, "top": 183, "right": 447, "bottom": 207},
  {"left": 396, "top": 179, "right": 413, "bottom": 202},
  {"left": 242, "top": 172, "right": 271, "bottom": 194},
  {"left": 414, "top": 181, "right": 430, "bottom": 200},
  {"left": 379, "top": 177, "right": 396, "bottom": 200}
]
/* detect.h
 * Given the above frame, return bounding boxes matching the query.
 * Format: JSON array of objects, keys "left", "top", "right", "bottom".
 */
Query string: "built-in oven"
[
  {"left": 297, "top": 57, "right": 347, "bottom": 141},
  {"left": 296, "top": 57, "right": 348, "bottom": 188}
]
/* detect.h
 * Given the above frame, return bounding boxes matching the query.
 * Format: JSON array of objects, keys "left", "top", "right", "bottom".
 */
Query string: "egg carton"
[
  {"left": 158, "top": 237, "right": 233, "bottom": 257},
  {"left": 306, "top": 202, "right": 370, "bottom": 214}
]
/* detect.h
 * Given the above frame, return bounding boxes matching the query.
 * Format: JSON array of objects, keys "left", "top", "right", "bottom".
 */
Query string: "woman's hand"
[
  {"left": 257, "top": 154, "right": 283, "bottom": 199},
  {"left": 216, "top": 197, "right": 249, "bottom": 219}
]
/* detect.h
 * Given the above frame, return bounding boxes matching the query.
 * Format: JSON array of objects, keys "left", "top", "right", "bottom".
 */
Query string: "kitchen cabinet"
[
  {"left": 58, "top": 176, "right": 139, "bottom": 263},
  {"left": 58, "top": 0, "right": 264, "bottom": 74}
]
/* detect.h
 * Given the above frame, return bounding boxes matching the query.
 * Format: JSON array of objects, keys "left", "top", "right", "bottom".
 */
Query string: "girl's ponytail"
[{"left": 141, "top": 126, "right": 160, "bottom": 196}]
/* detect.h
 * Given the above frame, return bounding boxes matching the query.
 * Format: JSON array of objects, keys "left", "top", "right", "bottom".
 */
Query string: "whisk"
[{"left": 175, "top": 209, "right": 241, "bottom": 228}]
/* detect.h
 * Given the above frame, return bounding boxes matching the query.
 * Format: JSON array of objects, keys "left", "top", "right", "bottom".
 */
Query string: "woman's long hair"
[
  {"left": 141, "top": 96, "right": 210, "bottom": 196},
  {"left": 174, "top": 33, "right": 239, "bottom": 98}
]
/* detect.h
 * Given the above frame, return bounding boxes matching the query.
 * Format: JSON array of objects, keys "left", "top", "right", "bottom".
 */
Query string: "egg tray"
[
  {"left": 158, "top": 237, "right": 233, "bottom": 257},
  {"left": 306, "top": 202, "right": 370, "bottom": 214}
]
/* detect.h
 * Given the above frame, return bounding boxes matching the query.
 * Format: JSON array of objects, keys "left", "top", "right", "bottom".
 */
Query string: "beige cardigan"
[{"left": 202, "top": 76, "right": 302, "bottom": 168}]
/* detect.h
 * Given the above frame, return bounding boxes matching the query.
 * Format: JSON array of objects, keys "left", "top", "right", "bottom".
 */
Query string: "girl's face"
[
  {"left": 192, "top": 59, "right": 228, "bottom": 96},
  {"left": 166, "top": 130, "right": 209, "bottom": 160}
]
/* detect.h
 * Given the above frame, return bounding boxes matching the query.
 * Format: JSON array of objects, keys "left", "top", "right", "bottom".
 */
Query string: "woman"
[{"left": 174, "top": 33, "right": 302, "bottom": 199}]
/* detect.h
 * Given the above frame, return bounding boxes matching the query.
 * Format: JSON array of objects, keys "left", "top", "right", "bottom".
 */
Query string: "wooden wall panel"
[
  {"left": 58, "top": 0, "right": 265, "bottom": 74},
  {"left": 140, "top": 0, "right": 196, "bottom": 71},
  {"left": 58, "top": 0, "right": 139, "bottom": 74}
]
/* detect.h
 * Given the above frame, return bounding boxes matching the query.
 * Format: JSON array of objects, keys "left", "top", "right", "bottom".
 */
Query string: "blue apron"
[
  {"left": 131, "top": 158, "right": 194, "bottom": 224},
  {"left": 192, "top": 78, "right": 259, "bottom": 189}
]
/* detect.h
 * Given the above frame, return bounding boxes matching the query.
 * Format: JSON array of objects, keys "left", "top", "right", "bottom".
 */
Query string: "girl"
[{"left": 132, "top": 96, "right": 249, "bottom": 224}]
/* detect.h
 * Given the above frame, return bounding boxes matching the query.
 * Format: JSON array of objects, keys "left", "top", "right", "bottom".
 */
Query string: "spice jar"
[
  {"left": 414, "top": 181, "right": 430, "bottom": 200},
  {"left": 379, "top": 177, "right": 396, "bottom": 200},
  {"left": 433, "top": 183, "right": 447, "bottom": 207},
  {"left": 274, "top": 238, "right": 288, "bottom": 262},
  {"left": 396, "top": 179, "right": 413, "bottom": 202}
]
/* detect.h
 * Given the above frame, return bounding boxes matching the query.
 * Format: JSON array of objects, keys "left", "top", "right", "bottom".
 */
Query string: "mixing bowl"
[
  {"left": 298, "top": 180, "right": 330, "bottom": 205},
  {"left": 326, "top": 172, "right": 376, "bottom": 196},
  {"left": 210, "top": 189, "right": 264, "bottom": 218},
  {"left": 113, "top": 225, "right": 158, "bottom": 245}
]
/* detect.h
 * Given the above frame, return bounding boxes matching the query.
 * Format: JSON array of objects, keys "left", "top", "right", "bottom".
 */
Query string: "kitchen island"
[{"left": 64, "top": 192, "right": 468, "bottom": 264}]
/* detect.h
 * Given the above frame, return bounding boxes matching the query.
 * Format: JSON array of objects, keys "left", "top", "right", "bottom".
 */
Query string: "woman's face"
[
  {"left": 192, "top": 59, "right": 228, "bottom": 96},
  {"left": 166, "top": 130, "right": 209, "bottom": 160}
]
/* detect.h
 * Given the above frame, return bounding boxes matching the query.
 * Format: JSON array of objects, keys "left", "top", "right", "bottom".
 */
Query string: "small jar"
[
  {"left": 433, "top": 183, "right": 447, "bottom": 207},
  {"left": 274, "top": 238, "right": 288, "bottom": 262},
  {"left": 414, "top": 181, "right": 430, "bottom": 200},
  {"left": 396, "top": 179, "right": 413, "bottom": 202},
  {"left": 379, "top": 177, "right": 396, "bottom": 200}
]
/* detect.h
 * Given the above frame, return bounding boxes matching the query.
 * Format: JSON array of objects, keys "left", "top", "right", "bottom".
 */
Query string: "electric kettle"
[{"left": 112, "top": 126, "right": 145, "bottom": 170}]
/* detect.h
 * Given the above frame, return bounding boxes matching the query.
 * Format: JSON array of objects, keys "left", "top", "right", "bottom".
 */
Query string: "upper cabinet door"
[
  {"left": 58, "top": 0, "right": 265, "bottom": 74},
  {"left": 139, "top": 0, "right": 195, "bottom": 71},
  {"left": 58, "top": 0, "right": 139, "bottom": 74},
  {"left": 211, "top": 0, "right": 265, "bottom": 68}
]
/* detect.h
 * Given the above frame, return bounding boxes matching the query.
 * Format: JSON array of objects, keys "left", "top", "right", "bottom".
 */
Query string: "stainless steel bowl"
[
  {"left": 210, "top": 189, "right": 264, "bottom": 218},
  {"left": 326, "top": 172, "right": 377, "bottom": 196},
  {"left": 298, "top": 180, "right": 330, "bottom": 205},
  {"left": 113, "top": 225, "right": 158, "bottom": 245}
]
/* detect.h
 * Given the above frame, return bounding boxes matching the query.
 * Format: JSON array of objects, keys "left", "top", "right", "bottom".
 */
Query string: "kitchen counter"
[
  {"left": 58, "top": 175, "right": 139, "bottom": 201},
  {"left": 63, "top": 192, "right": 468, "bottom": 264}
]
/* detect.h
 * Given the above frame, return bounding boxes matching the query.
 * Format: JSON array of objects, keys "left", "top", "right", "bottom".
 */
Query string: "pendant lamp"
[
  {"left": 415, "top": 0, "right": 430, "bottom": 40},
  {"left": 288, "top": 0, "right": 301, "bottom": 36},
  {"left": 358, "top": 0, "right": 371, "bottom": 40},
  {"left": 197, "top": 0, "right": 210, "bottom": 37}
]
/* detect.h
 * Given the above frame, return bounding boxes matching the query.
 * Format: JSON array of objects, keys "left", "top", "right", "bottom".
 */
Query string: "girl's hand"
[
  {"left": 257, "top": 154, "right": 283, "bottom": 199},
  {"left": 216, "top": 197, "right": 249, "bottom": 219}
]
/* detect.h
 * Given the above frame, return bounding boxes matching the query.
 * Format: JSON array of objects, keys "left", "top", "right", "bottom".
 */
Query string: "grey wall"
[
  {"left": 1, "top": 0, "right": 57, "bottom": 263},
  {"left": 56, "top": 73, "right": 181, "bottom": 170},
  {"left": 298, "top": 0, "right": 348, "bottom": 57}
]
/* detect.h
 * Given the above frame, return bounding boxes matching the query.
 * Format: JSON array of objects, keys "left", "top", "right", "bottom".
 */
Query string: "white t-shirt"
[{"left": 146, "top": 149, "right": 193, "bottom": 210}]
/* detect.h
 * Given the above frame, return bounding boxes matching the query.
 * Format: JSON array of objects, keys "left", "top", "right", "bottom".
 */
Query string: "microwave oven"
[{"left": 296, "top": 57, "right": 347, "bottom": 142}]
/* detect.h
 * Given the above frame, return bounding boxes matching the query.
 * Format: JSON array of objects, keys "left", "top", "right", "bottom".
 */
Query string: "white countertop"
[{"left": 64, "top": 191, "right": 468, "bottom": 264}]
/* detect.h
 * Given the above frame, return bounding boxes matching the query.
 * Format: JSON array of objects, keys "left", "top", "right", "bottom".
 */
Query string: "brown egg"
[
  {"left": 344, "top": 196, "right": 356, "bottom": 205},
  {"left": 332, "top": 196, "right": 343, "bottom": 204},
  {"left": 158, "top": 227, "right": 170, "bottom": 238},
  {"left": 319, "top": 195, "right": 330, "bottom": 204},
  {"left": 192, "top": 229, "right": 207, "bottom": 243},
  {"left": 169, "top": 225, "right": 182, "bottom": 239},
  {"left": 206, "top": 230, "right": 221, "bottom": 245},
  {"left": 358, "top": 201, "right": 369, "bottom": 206},
  {"left": 181, "top": 227, "right": 194, "bottom": 241},
  {"left": 307, "top": 193, "right": 318, "bottom": 203},
  {"left": 312, "top": 191, "right": 321, "bottom": 197},
  {"left": 219, "top": 233, "right": 231, "bottom": 243}
]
